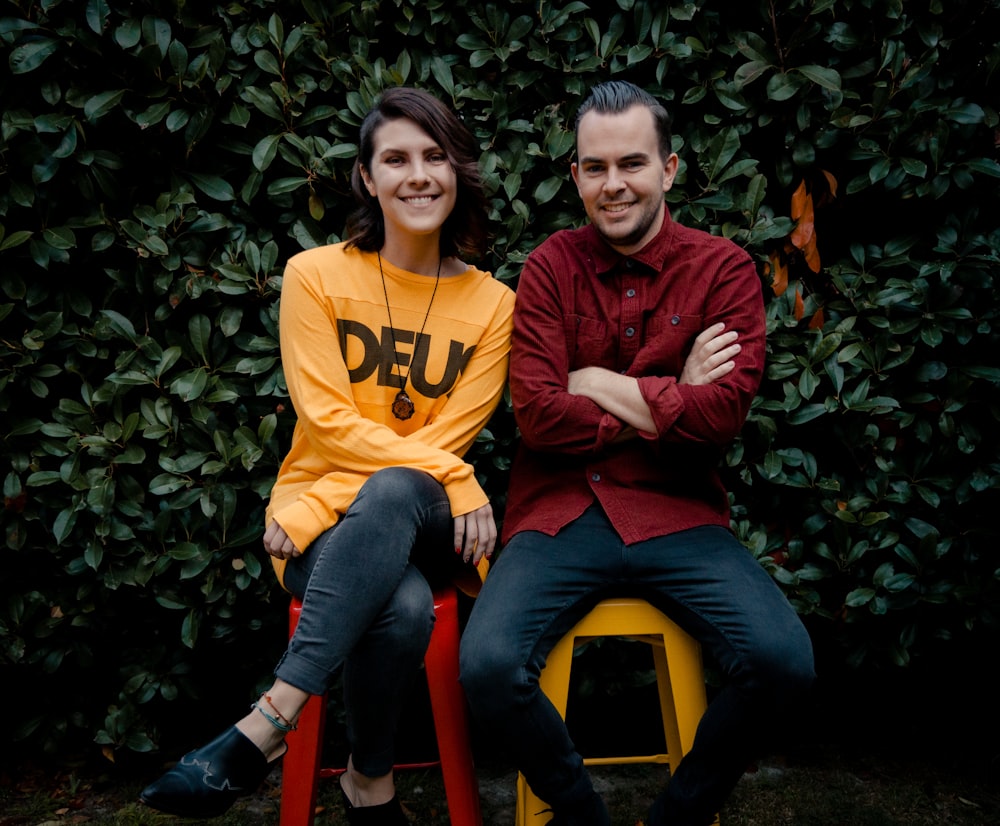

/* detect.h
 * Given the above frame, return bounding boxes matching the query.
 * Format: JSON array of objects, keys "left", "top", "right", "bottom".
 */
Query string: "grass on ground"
[{"left": 2, "top": 745, "right": 997, "bottom": 826}]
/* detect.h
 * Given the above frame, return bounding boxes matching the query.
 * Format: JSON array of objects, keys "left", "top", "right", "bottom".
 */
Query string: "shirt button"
[
  {"left": 591, "top": 473, "right": 601, "bottom": 482},
  {"left": 626, "top": 288, "right": 636, "bottom": 298},
  {"left": 625, "top": 327, "right": 635, "bottom": 337},
  {"left": 671, "top": 315, "right": 681, "bottom": 325},
  {"left": 624, "top": 259, "right": 635, "bottom": 270}
]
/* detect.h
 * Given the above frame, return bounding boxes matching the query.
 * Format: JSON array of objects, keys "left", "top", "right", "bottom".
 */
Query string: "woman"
[{"left": 140, "top": 87, "right": 515, "bottom": 824}]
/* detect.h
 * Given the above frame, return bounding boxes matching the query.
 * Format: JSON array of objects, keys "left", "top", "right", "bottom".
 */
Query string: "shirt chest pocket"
[
  {"left": 564, "top": 314, "right": 612, "bottom": 370},
  {"left": 633, "top": 312, "right": 705, "bottom": 376}
]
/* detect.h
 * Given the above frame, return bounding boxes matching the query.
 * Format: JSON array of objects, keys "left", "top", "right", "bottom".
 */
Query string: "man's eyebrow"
[{"left": 578, "top": 152, "right": 651, "bottom": 165}]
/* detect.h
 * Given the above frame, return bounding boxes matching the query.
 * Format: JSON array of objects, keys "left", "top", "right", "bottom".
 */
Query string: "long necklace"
[{"left": 378, "top": 251, "right": 442, "bottom": 421}]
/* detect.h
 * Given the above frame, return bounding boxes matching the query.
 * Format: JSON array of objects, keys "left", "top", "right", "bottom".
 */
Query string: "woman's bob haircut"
[{"left": 345, "top": 87, "right": 489, "bottom": 261}]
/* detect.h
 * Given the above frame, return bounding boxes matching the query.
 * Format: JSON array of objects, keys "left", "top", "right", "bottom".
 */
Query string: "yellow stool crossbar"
[{"left": 515, "top": 598, "right": 719, "bottom": 826}]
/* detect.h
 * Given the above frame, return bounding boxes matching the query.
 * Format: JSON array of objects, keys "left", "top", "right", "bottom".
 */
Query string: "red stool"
[{"left": 279, "top": 585, "right": 482, "bottom": 826}]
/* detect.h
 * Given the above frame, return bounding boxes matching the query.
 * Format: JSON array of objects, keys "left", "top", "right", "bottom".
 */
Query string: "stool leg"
[
  {"left": 651, "top": 641, "right": 683, "bottom": 771},
  {"left": 516, "top": 626, "right": 578, "bottom": 826},
  {"left": 425, "top": 587, "right": 482, "bottom": 826},
  {"left": 659, "top": 624, "right": 706, "bottom": 757},
  {"left": 280, "top": 692, "right": 327, "bottom": 826}
]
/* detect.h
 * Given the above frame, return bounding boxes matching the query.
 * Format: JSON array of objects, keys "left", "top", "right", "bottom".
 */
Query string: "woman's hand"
[
  {"left": 454, "top": 503, "right": 497, "bottom": 565},
  {"left": 263, "top": 521, "right": 301, "bottom": 560},
  {"left": 679, "top": 323, "right": 741, "bottom": 386}
]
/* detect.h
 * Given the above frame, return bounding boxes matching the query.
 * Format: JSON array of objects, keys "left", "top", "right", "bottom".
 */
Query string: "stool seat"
[
  {"left": 281, "top": 585, "right": 482, "bottom": 826},
  {"left": 515, "top": 598, "right": 719, "bottom": 825}
]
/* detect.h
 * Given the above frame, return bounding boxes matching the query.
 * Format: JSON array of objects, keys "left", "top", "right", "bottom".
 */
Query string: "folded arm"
[{"left": 511, "top": 248, "right": 764, "bottom": 454}]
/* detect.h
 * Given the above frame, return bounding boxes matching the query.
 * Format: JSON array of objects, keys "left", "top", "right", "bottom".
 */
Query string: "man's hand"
[
  {"left": 263, "top": 520, "right": 301, "bottom": 560},
  {"left": 568, "top": 366, "right": 657, "bottom": 433},
  {"left": 454, "top": 503, "right": 497, "bottom": 565},
  {"left": 680, "top": 323, "right": 740, "bottom": 386}
]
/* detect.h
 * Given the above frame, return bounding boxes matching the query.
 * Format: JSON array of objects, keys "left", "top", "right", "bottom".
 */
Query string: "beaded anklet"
[{"left": 252, "top": 694, "right": 297, "bottom": 733}]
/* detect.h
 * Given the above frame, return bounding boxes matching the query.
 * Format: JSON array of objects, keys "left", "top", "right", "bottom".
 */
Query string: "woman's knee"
[
  {"left": 379, "top": 572, "right": 435, "bottom": 652},
  {"left": 356, "top": 467, "right": 440, "bottom": 511}
]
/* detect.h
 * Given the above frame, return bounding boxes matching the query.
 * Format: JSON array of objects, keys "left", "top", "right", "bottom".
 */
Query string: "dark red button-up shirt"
[{"left": 502, "top": 210, "right": 766, "bottom": 545}]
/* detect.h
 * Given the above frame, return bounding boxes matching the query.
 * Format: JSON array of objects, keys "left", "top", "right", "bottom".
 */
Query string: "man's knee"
[
  {"left": 746, "top": 626, "right": 816, "bottom": 700},
  {"left": 459, "top": 630, "right": 523, "bottom": 711}
]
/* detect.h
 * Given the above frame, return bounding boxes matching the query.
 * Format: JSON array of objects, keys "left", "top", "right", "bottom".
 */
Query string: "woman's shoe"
[
  {"left": 140, "top": 726, "right": 284, "bottom": 818},
  {"left": 340, "top": 787, "right": 411, "bottom": 825}
]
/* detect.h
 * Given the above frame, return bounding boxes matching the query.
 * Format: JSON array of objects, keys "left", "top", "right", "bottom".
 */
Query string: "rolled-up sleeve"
[
  {"left": 637, "top": 249, "right": 765, "bottom": 447},
  {"left": 510, "top": 253, "right": 629, "bottom": 454}
]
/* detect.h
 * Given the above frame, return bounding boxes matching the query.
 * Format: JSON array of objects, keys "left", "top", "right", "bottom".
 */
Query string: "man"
[{"left": 460, "top": 80, "right": 815, "bottom": 826}]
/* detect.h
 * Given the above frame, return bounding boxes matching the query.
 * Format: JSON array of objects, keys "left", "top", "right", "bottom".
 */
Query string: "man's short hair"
[{"left": 574, "top": 80, "right": 673, "bottom": 160}]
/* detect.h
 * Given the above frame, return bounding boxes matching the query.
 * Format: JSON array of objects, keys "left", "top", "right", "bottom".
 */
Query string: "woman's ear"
[{"left": 360, "top": 165, "right": 376, "bottom": 197}]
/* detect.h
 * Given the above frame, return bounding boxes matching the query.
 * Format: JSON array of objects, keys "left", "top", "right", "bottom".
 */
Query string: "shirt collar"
[{"left": 586, "top": 207, "right": 675, "bottom": 278}]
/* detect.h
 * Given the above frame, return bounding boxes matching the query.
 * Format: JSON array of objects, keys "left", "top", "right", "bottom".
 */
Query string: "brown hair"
[
  {"left": 345, "top": 87, "right": 488, "bottom": 260},
  {"left": 574, "top": 80, "right": 674, "bottom": 161}
]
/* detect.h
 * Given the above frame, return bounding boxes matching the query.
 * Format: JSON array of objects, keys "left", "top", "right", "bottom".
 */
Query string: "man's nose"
[{"left": 603, "top": 167, "right": 625, "bottom": 193}]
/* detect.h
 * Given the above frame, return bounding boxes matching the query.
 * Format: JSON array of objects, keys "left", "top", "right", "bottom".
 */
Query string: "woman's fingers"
[
  {"left": 454, "top": 504, "right": 497, "bottom": 564},
  {"left": 263, "top": 521, "right": 301, "bottom": 559}
]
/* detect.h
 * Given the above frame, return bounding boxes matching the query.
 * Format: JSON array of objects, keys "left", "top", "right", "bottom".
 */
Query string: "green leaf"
[
  {"left": 734, "top": 60, "right": 771, "bottom": 88},
  {"left": 533, "top": 176, "right": 563, "bottom": 204},
  {"left": 765, "top": 72, "right": 806, "bottom": 101},
  {"left": 84, "top": 90, "right": 126, "bottom": 121},
  {"left": 9, "top": 38, "right": 59, "bottom": 74},
  {"left": 181, "top": 609, "right": 201, "bottom": 648},
  {"left": 254, "top": 50, "right": 283, "bottom": 77},
  {"left": 101, "top": 309, "right": 138, "bottom": 341},
  {"left": 0, "top": 230, "right": 33, "bottom": 251},
  {"left": 189, "top": 315, "right": 212, "bottom": 362},
  {"left": 252, "top": 134, "right": 282, "bottom": 171},
  {"left": 845, "top": 588, "right": 875, "bottom": 607},
  {"left": 86, "top": 0, "right": 112, "bottom": 34},
  {"left": 795, "top": 64, "right": 841, "bottom": 91},
  {"left": 188, "top": 173, "right": 236, "bottom": 201}
]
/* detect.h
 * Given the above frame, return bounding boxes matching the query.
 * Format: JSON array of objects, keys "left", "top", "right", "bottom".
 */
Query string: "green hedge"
[{"left": 2, "top": 0, "right": 998, "bottom": 757}]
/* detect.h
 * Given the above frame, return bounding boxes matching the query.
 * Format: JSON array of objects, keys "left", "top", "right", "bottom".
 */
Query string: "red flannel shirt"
[{"left": 502, "top": 210, "right": 766, "bottom": 545}]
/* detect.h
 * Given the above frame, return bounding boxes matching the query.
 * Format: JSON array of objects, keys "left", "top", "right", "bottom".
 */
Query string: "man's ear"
[{"left": 662, "top": 153, "right": 679, "bottom": 193}]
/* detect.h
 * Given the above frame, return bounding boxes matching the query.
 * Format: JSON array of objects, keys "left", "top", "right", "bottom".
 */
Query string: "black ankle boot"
[
  {"left": 340, "top": 788, "right": 411, "bottom": 825},
  {"left": 140, "top": 726, "right": 283, "bottom": 818}
]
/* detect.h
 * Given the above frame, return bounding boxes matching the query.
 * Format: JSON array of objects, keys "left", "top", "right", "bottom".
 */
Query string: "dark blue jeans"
[
  {"left": 275, "top": 467, "right": 454, "bottom": 776},
  {"left": 460, "top": 505, "right": 815, "bottom": 826}
]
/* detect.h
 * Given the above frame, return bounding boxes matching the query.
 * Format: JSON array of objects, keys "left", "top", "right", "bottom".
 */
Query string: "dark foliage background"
[{"left": 2, "top": 0, "right": 998, "bottom": 763}]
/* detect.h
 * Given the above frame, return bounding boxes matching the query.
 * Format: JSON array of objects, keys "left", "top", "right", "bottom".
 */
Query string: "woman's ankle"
[
  {"left": 340, "top": 759, "right": 395, "bottom": 807},
  {"left": 234, "top": 709, "right": 287, "bottom": 762}
]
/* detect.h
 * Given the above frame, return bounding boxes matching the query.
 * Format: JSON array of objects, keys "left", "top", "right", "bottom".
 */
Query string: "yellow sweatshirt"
[{"left": 266, "top": 242, "right": 515, "bottom": 587}]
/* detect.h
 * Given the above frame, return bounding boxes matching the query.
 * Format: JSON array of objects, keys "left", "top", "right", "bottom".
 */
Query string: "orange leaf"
[
  {"left": 808, "top": 307, "right": 825, "bottom": 329},
  {"left": 769, "top": 251, "right": 789, "bottom": 296},
  {"left": 822, "top": 169, "right": 838, "bottom": 198},
  {"left": 793, "top": 287, "right": 805, "bottom": 320},
  {"left": 790, "top": 180, "right": 809, "bottom": 220},
  {"left": 790, "top": 182, "right": 821, "bottom": 273}
]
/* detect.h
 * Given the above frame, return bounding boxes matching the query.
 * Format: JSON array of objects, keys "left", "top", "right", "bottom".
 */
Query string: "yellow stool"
[{"left": 515, "top": 598, "right": 719, "bottom": 826}]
